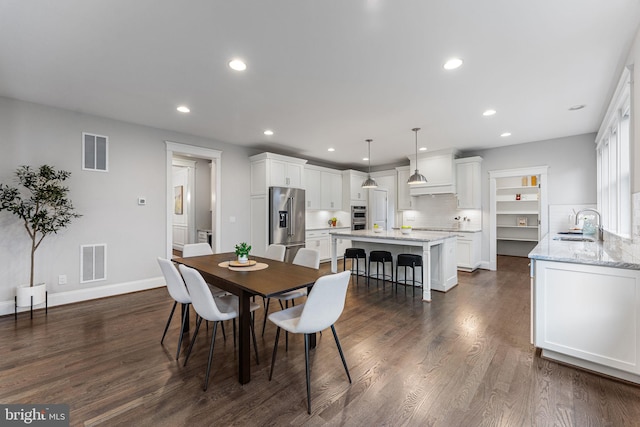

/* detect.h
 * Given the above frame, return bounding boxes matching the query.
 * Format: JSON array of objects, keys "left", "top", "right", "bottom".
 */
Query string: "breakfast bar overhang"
[{"left": 330, "top": 230, "right": 458, "bottom": 301}]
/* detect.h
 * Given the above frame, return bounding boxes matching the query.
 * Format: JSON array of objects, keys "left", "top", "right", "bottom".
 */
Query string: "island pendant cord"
[
  {"left": 407, "top": 127, "right": 428, "bottom": 185},
  {"left": 362, "top": 139, "right": 378, "bottom": 188}
]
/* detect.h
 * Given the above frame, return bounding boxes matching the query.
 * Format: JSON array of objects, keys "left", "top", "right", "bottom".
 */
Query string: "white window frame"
[
  {"left": 82, "top": 132, "right": 109, "bottom": 172},
  {"left": 595, "top": 66, "right": 632, "bottom": 238}
]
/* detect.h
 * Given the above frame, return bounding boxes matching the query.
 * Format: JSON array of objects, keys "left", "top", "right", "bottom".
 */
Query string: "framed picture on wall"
[{"left": 174, "top": 185, "right": 183, "bottom": 215}]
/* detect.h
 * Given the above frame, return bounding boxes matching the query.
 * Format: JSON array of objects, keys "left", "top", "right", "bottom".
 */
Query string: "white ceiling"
[{"left": 1, "top": 1, "right": 638, "bottom": 169}]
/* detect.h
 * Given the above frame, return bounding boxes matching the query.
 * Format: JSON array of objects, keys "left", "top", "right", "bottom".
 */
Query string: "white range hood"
[{"left": 408, "top": 149, "right": 459, "bottom": 196}]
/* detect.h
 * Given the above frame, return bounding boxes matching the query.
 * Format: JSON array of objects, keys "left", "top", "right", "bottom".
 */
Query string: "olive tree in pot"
[{"left": 0, "top": 165, "right": 81, "bottom": 316}]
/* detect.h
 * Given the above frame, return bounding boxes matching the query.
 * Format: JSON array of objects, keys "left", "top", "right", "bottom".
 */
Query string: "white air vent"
[
  {"left": 81, "top": 244, "right": 107, "bottom": 283},
  {"left": 82, "top": 132, "right": 108, "bottom": 172}
]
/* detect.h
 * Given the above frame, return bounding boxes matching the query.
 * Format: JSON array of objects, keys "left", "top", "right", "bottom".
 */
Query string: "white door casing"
[{"left": 165, "top": 142, "right": 222, "bottom": 258}]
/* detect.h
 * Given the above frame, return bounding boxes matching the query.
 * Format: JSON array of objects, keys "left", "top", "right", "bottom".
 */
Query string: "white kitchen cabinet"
[
  {"left": 305, "top": 168, "right": 322, "bottom": 209},
  {"left": 533, "top": 259, "right": 640, "bottom": 383},
  {"left": 305, "top": 166, "right": 343, "bottom": 210},
  {"left": 306, "top": 231, "right": 330, "bottom": 260},
  {"left": 455, "top": 157, "right": 482, "bottom": 209},
  {"left": 454, "top": 231, "right": 481, "bottom": 271},
  {"left": 408, "top": 149, "right": 459, "bottom": 196},
  {"left": 306, "top": 228, "right": 350, "bottom": 262},
  {"left": 321, "top": 171, "right": 343, "bottom": 210},
  {"left": 250, "top": 152, "right": 307, "bottom": 196},
  {"left": 342, "top": 170, "right": 368, "bottom": 206},
  {"left": 396, "top": 166, "right": 415, "bottom": 210}
]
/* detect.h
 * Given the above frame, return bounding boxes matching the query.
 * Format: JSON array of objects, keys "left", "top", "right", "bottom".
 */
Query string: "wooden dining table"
[{"left": 173, "top": 252, "right": 325, "bottom": 384}]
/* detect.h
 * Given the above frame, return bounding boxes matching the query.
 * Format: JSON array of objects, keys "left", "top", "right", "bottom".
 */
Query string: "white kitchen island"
[{"left": 330, "top": 229, "right": 458, "bottom": 302}]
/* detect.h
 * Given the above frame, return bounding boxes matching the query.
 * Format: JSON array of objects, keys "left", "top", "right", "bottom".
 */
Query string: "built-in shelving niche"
[{"left": 489, "top": 166, "right": 548, "bottom": 270}]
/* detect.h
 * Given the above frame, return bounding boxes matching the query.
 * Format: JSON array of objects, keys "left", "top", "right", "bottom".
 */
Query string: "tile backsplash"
[
  {"left": 401, "top": 194, "right": 482, "bottom": 229},
  {"left": 306, "top": 210, "right": 350, "bottom": 229}
]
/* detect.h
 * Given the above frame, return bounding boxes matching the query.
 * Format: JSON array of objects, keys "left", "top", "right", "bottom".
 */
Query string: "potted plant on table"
[
  {"left": 234, "top": 242, "right": 252, "bottom": 264},
  {"left": 0, "top": 165, "right": 81, "bottom": 315}
]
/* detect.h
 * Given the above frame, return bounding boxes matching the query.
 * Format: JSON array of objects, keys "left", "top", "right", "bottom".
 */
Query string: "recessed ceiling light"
[
  {"left": 500, "top": 132, "right": 512, "bottom": 137},
  {"left": 362, "top": 157, "right": 369, "bottom": 161},
  {"left": 419, "top": 147, "right": 427, "bottom": 151},
  {"left": 568, "top": 104, "right": 586, "bottom": 111},
  {"left": 483, "top": 109, "right": 497, "bottom": 116},
  {"left": 229, "top": 59, "right": 247, "bottom": 71},
  {"left": 177, "top": 106, "right": 190, "bottom": 113},
  {"left": 263, "top": 130, "right": 274, "bottom": 136},
  {"left": 328, "top": 148, "right": 335, "bottom": 152},
  {"left": 444, "top": 58, "right": 463, "bottom": 70}
]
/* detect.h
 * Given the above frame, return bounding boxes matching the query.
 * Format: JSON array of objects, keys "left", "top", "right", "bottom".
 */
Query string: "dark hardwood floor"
[{"left": 2, "top": 256, "right": 640, "bottom": 426}]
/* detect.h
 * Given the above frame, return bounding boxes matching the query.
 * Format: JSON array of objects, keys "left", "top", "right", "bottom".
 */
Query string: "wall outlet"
[{"left": 58, "top": 274, "right": 67, "bottom": 285}]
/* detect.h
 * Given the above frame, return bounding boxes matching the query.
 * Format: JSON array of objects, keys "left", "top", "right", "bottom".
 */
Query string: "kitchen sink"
[{"left": 553, "top": 236, "right": 596, "bottom": 242}]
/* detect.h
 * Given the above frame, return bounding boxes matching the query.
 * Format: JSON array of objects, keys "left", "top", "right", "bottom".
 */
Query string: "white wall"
[
  {"left": 465, "top": 133, "right": 597, "bottom": 263},
  {"left": 0, "top": 97, "right": 253, "bottom": 313}
]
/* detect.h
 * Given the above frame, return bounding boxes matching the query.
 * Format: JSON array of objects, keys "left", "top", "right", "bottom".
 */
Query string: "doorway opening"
[{"left": 165, "top": 142, "right": 222, "bottom": 259}]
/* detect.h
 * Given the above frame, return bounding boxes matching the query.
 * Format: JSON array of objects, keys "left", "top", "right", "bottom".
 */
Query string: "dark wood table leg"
[{"left": 238, "top": 290, "right": 251, "bottom": 384}]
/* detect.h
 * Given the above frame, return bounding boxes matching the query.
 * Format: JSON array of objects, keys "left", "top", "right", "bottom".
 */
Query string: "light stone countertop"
[
  {"left": 329, "top": 229, "right": 457, "bottom": 243},
  {"left": 306, "top": 226, "right": 350, "bottom": 231},
  {"left": 393, "top": 226, "right": 482, "bottom": 233},
  {"left": 529, "top": 235, "right": 640, "bottom": 270}
]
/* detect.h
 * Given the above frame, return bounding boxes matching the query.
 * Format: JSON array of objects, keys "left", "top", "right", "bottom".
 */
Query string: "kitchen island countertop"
[
  {"left": 329, "top": 229, "right": 458, "bottom": 242},
  {"left": 392, "top": 226, "right": 482, "bottom": 233}
]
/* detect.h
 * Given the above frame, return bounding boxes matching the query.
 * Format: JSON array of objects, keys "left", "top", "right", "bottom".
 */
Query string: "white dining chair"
[
  {"left": 157, "top": 257, "right": 193, "bottom": 360},
  {"left": 179, "top": 264, "right": 261, "bottom": 391},
  {"left": 268, "top": 270, "right": 352, "bottom": 414},
  {"left": 182, "top": 243, "right": 226, "bottom": 297},
  {"left": 261, "top": 248, "right": 320, "bottom": 338},
  {"left": 264, "top": 244, "right": 286, "bottom": 262}
]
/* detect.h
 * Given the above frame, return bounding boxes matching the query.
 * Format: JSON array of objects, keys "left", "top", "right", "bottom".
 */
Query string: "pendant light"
[
  {"left": 407, "top": 127, "right": 428, "bottom": 185},
  {"left": 361, "top": 139, "right": 378, "bottom": 188}
]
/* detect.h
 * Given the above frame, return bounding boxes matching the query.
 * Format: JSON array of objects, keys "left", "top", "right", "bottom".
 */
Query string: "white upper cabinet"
[
  {"left": 396, "top": 166, "right": 415, "bottom": 210},
  {"left": 342, "top": 170, "right": 368, "bottom": 206},
  {"left": 305, "top": 168, "right": 322, "bottom": 209},
  {"left": 455, "top": 157, "right": 482, "bottom": 209},
  {"left": 408, "top": 149, "right": 459, "bottom": 196},
  {"left": 250, "top": 152, "right": 307, "bottom": 195},
  {"left": 305, "top": 165, "right": 342, "bottom": 210},
  {"left": 321, "top": 170, "right": 342, "bottom": 210}
]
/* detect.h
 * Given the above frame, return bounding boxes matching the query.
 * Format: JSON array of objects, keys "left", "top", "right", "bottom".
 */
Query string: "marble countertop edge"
[{"left": 529, "top": 235, "right": 640, "bottom": 270}]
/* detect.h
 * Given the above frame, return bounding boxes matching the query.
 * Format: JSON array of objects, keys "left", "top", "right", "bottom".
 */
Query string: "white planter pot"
[
  {"left": 16, "top": 283, "right": 47, "bottom": 307},
  {"left": 237, "top": 255, "right": 248, "bottom": 264}
]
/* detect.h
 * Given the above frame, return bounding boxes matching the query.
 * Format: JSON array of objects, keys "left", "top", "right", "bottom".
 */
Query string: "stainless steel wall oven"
[{"left": 351, "top": 205, "right": 367, "bottom": 230}]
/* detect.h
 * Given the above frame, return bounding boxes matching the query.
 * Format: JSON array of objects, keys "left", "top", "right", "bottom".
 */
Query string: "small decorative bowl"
[
  {"left": 401, "top": 228, "right": 412, "bottom": 235},
  {"left": 373, "top": 228, "right": 383, "bottom": 233}
]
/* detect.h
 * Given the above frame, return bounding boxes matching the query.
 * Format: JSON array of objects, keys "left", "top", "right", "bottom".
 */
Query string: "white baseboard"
[
  {"left": 479, "top": 260, "right": 495, "bottom": 271},
  {"left": 0, "top": 276, "right": 166, "bottom": 317}
]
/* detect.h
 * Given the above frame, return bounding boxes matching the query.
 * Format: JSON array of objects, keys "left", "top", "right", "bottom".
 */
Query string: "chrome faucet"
[{"left": 575, "top": 208, "right": 603, "bottom": 241}]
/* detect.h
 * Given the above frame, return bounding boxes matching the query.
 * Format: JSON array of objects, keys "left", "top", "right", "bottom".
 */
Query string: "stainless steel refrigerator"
[{"left": 269, "top": 186, "right": 305, "bottom": 263}]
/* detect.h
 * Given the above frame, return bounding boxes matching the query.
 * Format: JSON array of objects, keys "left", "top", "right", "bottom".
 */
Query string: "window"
[
  {"left": 82, "top": 132, "right": 108, "bottom": 171},
  {"left": 596, "top": 66, "right": 631, "bottom": 238}
]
